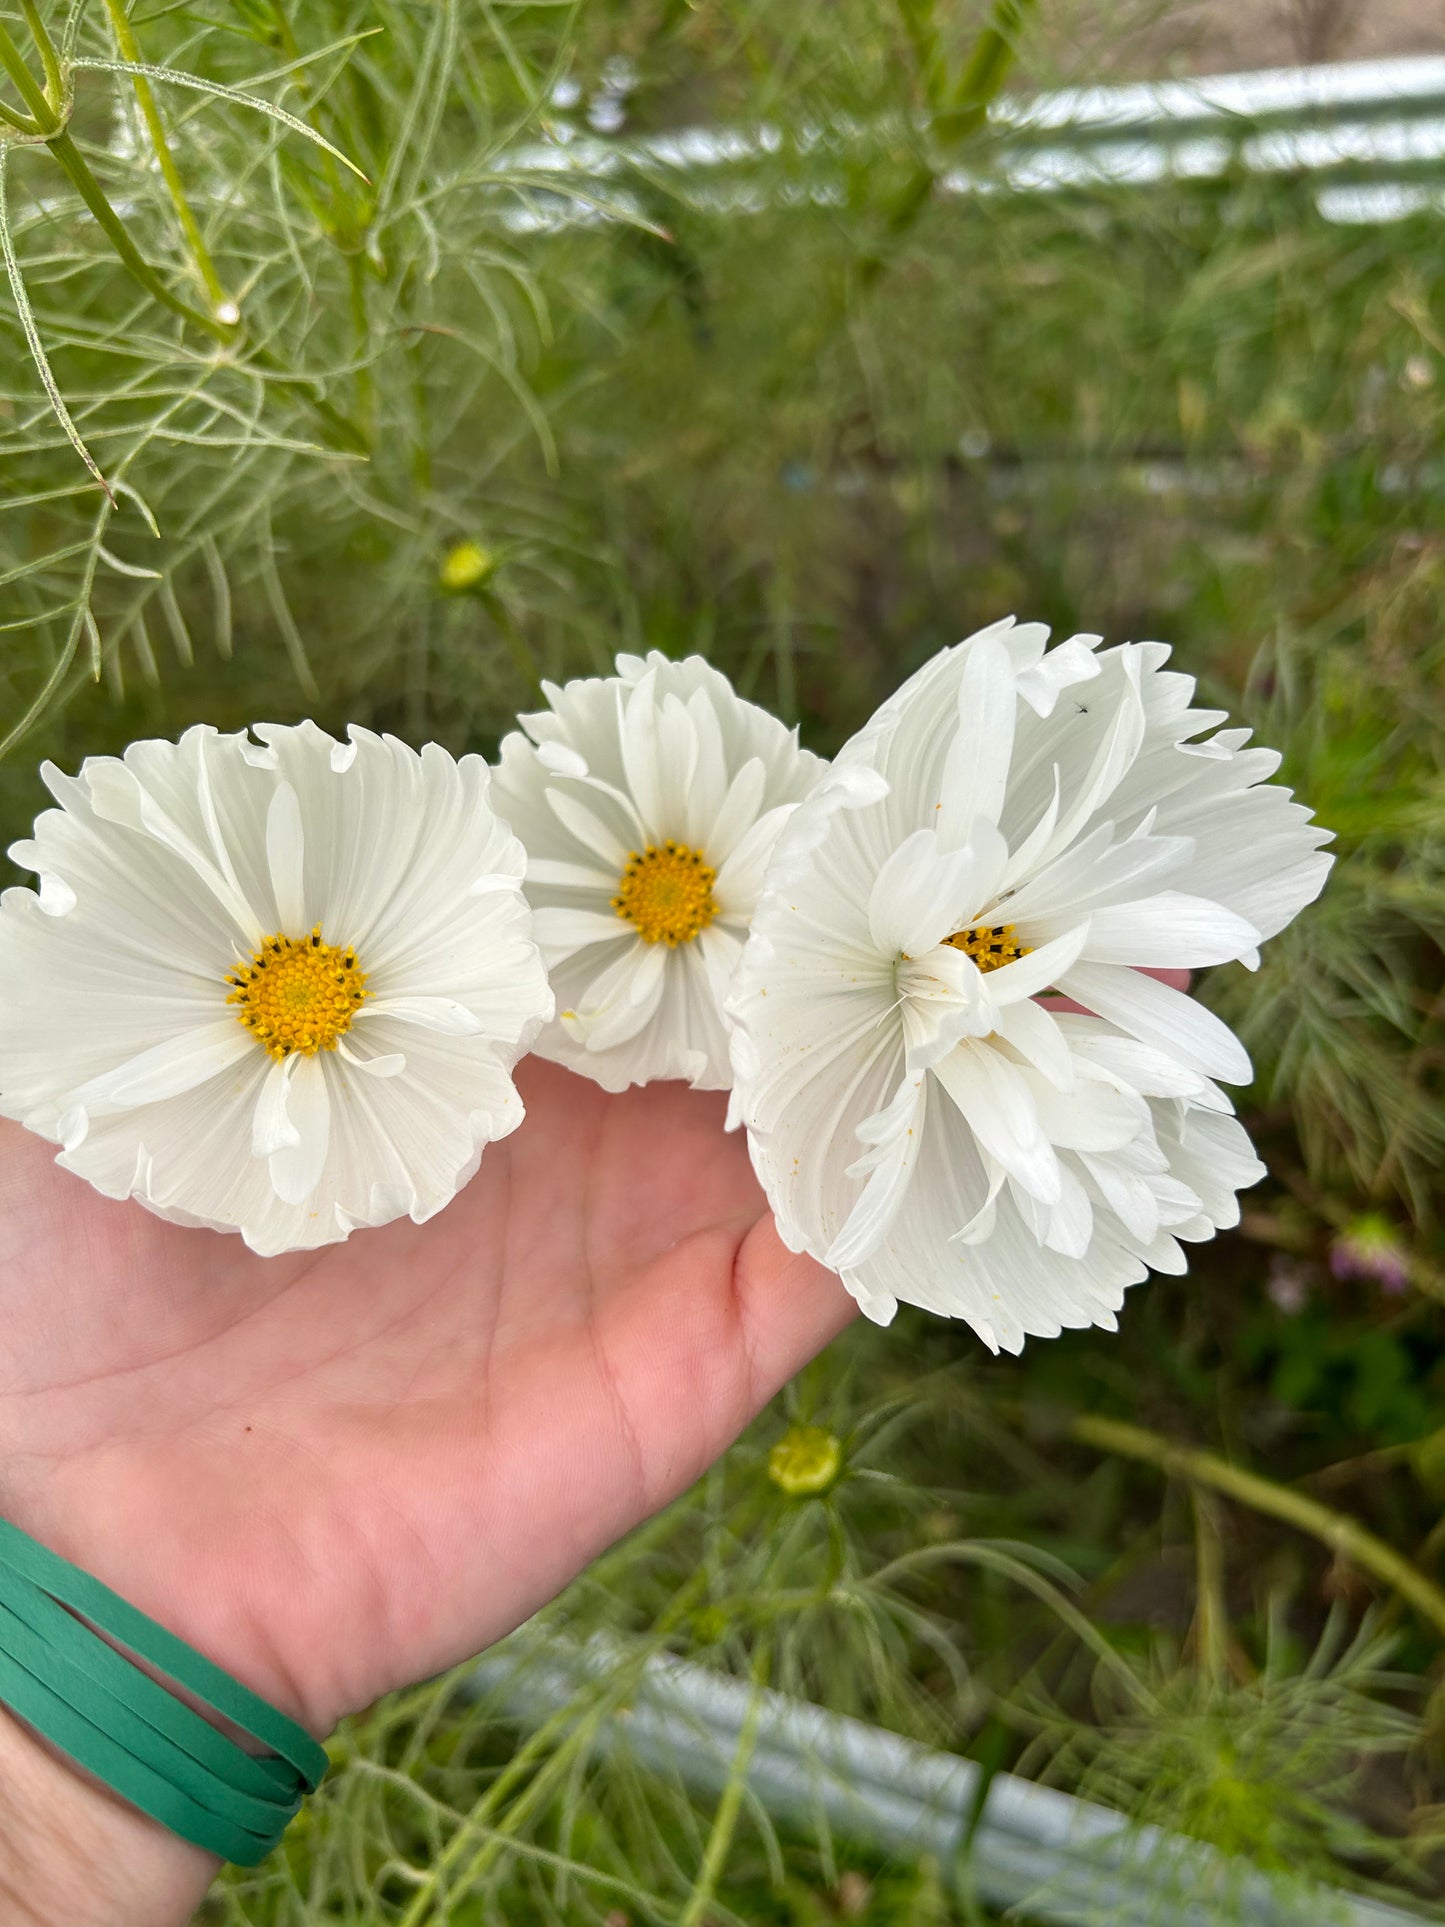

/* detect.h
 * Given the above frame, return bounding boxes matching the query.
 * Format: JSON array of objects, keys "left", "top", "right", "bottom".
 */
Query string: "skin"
[
  {"left": 0, "top": 1059, "right": 855, "bottom": 1926},
  {"left": 0, "top": 967, "right": 1189, "bottom": 1923}
]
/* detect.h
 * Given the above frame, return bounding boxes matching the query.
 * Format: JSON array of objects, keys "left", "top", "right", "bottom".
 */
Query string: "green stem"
[
  {"left": 858, "top": 0, "right": 1037, "bottom": 291},
  {"left": 18, "top": 0, "right": 62, "bottom": 107},
  {"left": 267, "top": 0, "right": 351, "bottom": 233},
  {"left": 97, "top": 0, "right": 228, "bottom": 313},
  {"left": 46, "top": 129, "right": 228, "bottom": 338},
  {"left": 937, "top": 0, "right": 1035, "bottom": 140},
  {"left": 394, "top": 1692, "right": 608, "bottom": 1927},
  {"left": 270, "top": 0, "right": 373, "bottom": 436},
  {"left": 480, "top": 588, "right": 543, "bottom": 699},
  {"left": 1190, "top": 1492, "right": 1228, "bottom": 1689},
  {"left": 347, "top": 249, "right": 373, "bottom": 435},
  {"left": 399, "top": 1585, "right": 710, "bottom": 1927},
  {"left": 247, "top": 346, "right": 369, "bottom": 454},
  {"left": 1071, "top": 1413, "right": 1445, "bottom": 1639},
  {"left": 0, "top": 95, "right": 40, "bottom": 134},
  {"left": 678, "top": 1660, "right": 768, "bottom": 1927},
  {"left": 0, "top": 19, "right": 54, "bottom": 127}
]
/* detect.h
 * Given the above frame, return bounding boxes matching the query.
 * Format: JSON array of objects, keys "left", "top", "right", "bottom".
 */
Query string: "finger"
[{"left": 732, "top": 1215, "right": 860, "bottom": 1406}]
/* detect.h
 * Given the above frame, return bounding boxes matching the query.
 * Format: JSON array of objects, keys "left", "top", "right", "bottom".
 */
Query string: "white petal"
[
  {"left": 1057, "top": 961, "right": 1252, "bottom": 1083},
  {"left": 1015, "top": 634, "right": 1101, "bottom": 716},
  {"left": 617, "top": 672, "right": 667, "bottom": 837},
  {"left": 70, "top": 1021, "right": 254, "bottom": 1114},
  {"left": 868, "top": 830, "right": 979, "bottom": 958},
  {"left": 358, "top": 995, "right": 485, "bottom": 1035},
  {"left": 681, "top": 689, "right": 729, "bottom": 846},
  {"left": 1036, "top": 650, "right": 1146, "bottom": 862},
  {"left": 994, "top": 766, "right": 1060, "bottom": 895},
  {"left": 530, "top": 906, "right": 632, "bottom": 960},
  {"left": 697, "top": 922, "right": 746, "bottom": 1015},
  {"left": 713, "top": 804, "right": 796, "bottom": 911},
  {"left": 82, "top": 754, "right": 260, "bottom": 939},
  {"left": 626, "top": 939, "right": 668, "bottom": 1007},
  {"left": 535, "top": 739, "right": 588, "bottom": 778},
  {"left": 265, "top": 781, "right": 306, "bottom": 932},
  {"left": 335, "top": 1038, "right": 406, "bottom": 1077},
  {"left": 978, "top": 922, "right": 1091, "bottom": 1003},
  {"left": 991, "top": 997, "right": 1074, "bottom": 1089},
  {"left": 267, "top": 1053, "right": 330, "bottom": 1204},
  {"left": 526, "top": 857, "right": 616, "bottom": 890},
  {"left": 1058, "top": 1022, "right": 1212, "bottom": 1100},
  {"left": 950, "top": 1164, "right": 1006, "bottom": 1244},
  {"left": 997, "top": 823, "right": 1192, "bottom": 927},
  {"left": 1028, "top": 1075, "right": 1144, "bottom": 1152},
  {"left": 253, "top": 1053, "right": 302, "bottom": 1157},
  {"left": 932, "top": 1042, "right": 1062, "bottom": 1204},
  {"left": 936, "top": 634, "right": 1017, "bottom": 845},
  {"left": 1078, "top": 892, "right": 1262, "bottom": 969},
  {"left": 556, "top": 938, "right": 664, "bottom": 1052},
  {"left": 544, "top": 788, "right": 632, "bottom": 869},
  {"left": 707, "top": 758, "right": 769, "bottom": 863},
  {"left": 1043, "top": 1162, "right": 1094, "bottom": 1257},
  {"left": 825, "top": 1072, "right": 927, "bottom": 1270}
]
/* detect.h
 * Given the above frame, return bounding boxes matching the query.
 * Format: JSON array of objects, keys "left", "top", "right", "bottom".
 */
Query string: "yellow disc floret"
[
  {"left": 226, "top": 925, "right": 368, "bottom": 1059},
  {"left": 612, "top": 841, "right": 718, "bottom": 947},
  {"left": 943, "top": 922, "right": 1030, "bottom": 973}
]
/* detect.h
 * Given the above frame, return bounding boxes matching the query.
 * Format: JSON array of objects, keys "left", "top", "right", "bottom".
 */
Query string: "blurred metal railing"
[
  {"left": 502, "top": 55, "right": 1445, "bottom": 230},
  {"left": 467, "top": 1636, "right": 1432, "bottom": 1927}
]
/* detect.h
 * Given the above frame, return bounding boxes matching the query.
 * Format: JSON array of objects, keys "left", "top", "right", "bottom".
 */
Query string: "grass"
[{"left": 2, "top": 1, "right": 1443, "bottom": 1920}]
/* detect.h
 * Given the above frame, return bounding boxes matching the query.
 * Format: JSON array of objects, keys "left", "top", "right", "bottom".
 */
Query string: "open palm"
[{"left": 0, "top": 1060, "right": 852, "bottom": 1736}]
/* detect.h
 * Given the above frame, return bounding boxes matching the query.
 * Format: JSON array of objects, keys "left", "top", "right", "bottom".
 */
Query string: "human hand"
[{"left": 0, "top": 1060, "right": 853, "bottom": 1923}]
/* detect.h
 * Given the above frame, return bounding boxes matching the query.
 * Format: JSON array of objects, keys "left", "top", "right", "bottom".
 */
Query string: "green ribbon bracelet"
[{"left": 0, "top": 1515, "right": 329, "bottom": 1864}]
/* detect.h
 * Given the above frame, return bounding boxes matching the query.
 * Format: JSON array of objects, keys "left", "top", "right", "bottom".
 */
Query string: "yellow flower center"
[
  {"left": 226, "top": 925, "right": 368, "bottom": 1060},
  {"left": 943, "top": 921, "right": 1030, "bottom": 973},
  {"left": 612, "top": 841, "right": 718, "bottom": 947},
  {"left": 768, "top": 1424, "right": 842, "bottom": 1497}
]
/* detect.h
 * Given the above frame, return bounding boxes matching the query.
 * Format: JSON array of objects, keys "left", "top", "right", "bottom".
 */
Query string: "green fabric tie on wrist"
[{"left": 0, "top": 1515, "right": 328, "bottom": 1864}]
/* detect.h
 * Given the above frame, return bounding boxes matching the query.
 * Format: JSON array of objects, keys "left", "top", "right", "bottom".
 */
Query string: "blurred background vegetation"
[{"left": 2, "top": 0, "right": 1444, "bottom": 1920}]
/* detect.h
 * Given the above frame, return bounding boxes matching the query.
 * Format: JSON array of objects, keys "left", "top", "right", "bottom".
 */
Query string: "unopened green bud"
[
  {"left": 439, "top": 540, "right": 496, "bottom": 592},
  {"left": 768, "top": 1423, "right": 842, "bottom": 1496}
]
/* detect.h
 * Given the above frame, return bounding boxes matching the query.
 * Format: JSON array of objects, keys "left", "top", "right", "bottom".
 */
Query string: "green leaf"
[
  {"left": 70, "top": 56, "right": 370, "bottom": 181},
  {"left": 0, "top": 147, "right": 113, "bottom": 501}
]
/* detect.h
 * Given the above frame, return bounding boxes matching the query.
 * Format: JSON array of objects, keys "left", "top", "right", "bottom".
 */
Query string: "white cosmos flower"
[
  {"left": 491, "top": 651, "right": 826, "bottom": 1090},
  {"left": 0, "top": 722, "right": 552, "bottom": 1256},
  {"left": 728, "top": 618, "right": 1333, "bottom": 1350}
]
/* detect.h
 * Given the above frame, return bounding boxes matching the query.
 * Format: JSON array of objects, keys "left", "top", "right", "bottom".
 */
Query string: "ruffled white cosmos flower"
[
  {"left": 0, "top": 723, "right": 552, "bottom": 1256},
  {"left": 728, "top": 618, "right": 1332, "bottom": 1350},
  {"left": 491, "top": 651, "right": 825, "bottom": 1090}
]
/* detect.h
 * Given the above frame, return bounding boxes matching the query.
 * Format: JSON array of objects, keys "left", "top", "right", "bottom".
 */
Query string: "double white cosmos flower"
[
  {"left": 0, "top": 724, "right": 551, "bottom": 1256},
  {"left": 492, "top": 652, "right": 824, "bottom": 1090},
  {"left": 728, "top": 619, "right": 1333, "bottom": 1350}
]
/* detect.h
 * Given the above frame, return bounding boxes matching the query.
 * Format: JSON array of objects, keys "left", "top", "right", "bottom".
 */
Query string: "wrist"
[{"left": 0, "top": 1702, "right": 216, "bottom": 1927}]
